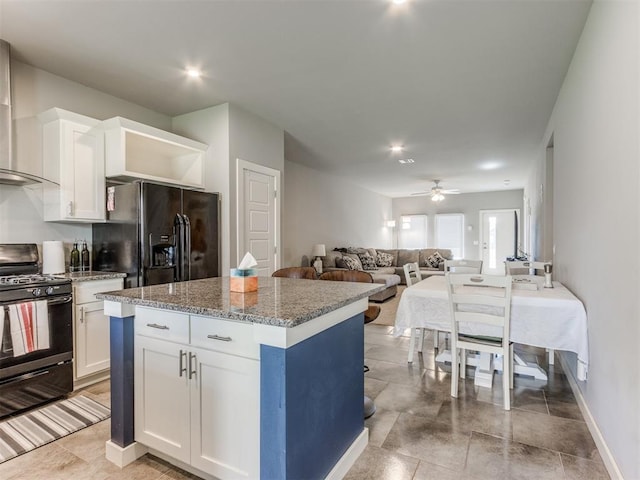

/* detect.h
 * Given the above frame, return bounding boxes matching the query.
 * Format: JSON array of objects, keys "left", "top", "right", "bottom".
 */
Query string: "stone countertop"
[
  {"left": 97, "top": 276, "right": 385, "bottom": 328},
  {"left": 62, "top": 271, "right": 127, "bottom": 282}
]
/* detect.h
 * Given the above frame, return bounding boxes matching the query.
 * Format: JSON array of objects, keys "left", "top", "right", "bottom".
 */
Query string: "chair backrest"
[
  {"left": 272, "top": 267, "right": 318, "bottom": 279},
  {"left": 505, "top": 261, "right": 550, "bottom": 276},
  {"left": 402, "top": 262, "right": 422, "bottom": 287},
  {"left": 446, "top": 273, "right": 513, "bottom": 346},
  {"left": 444, "top": 259, "right": 483, "bottom": 274},
  {"left": 318, "top": 270, "right": 373, "bottom": 283}
]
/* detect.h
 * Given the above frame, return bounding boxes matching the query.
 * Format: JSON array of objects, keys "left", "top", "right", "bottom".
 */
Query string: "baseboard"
[
  {"left": 558, "top": 353, "right": 623, "bottom": 479},
  {"left": 324, "top": 428, "right": 368, "bottom": 480},
  {"left": 105, "top": 440, "right": 148, "bottom": 468}
]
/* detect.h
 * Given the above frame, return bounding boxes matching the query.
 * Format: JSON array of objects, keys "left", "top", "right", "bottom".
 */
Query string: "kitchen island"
[{"left": 98, "top": 276, "right": 384, "bottom": 480}]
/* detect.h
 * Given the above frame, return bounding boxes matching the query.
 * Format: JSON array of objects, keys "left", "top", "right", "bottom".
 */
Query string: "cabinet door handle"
[
  {"left": 207, "top": 334, "right": 232, "bottom": 342},
  {"left": 146, "top": 323, "right": 169, "bottom": 330},
  {"left": 67, "top": 201, "right": 73, "bottom": 216},
  {"left": 179, "top": 350, "right": 187, "bottom": 377},
  {"left": 79, "top": 306, "right": 84, "bottom": 323},
  {"left": 188, "top": 352, "right": 197, "bottom": 380}
]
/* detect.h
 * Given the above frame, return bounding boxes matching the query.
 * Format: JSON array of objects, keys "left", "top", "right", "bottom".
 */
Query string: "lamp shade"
[{"left": 311, "top": 244, "right": 326, "bottom": 257}]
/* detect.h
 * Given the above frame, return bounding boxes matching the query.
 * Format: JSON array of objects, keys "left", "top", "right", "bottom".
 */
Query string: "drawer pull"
[
  {"left": 207, "top": 334, "right": 232, "bottom": 342},
  {"left": 188, "top": 352, "right": 197, "bottom": 380},
  {"left": 146, "top": 323, "right": 169, "bottom": 330},
  {"left": 179, "top": 350, "right": 187, "bottom": 377}
]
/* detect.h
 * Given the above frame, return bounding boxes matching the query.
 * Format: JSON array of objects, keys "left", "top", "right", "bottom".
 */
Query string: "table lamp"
[{"left": 311, "top": 244, "right": 326, "bottom": 274}]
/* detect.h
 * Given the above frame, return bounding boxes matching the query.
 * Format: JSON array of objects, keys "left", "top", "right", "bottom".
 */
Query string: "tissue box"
[{"left": 230, "top": 268, "right": 258, "bottom": 292}]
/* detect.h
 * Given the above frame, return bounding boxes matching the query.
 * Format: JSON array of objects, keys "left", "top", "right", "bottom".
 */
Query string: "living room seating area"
[{"left": 321, "top": 247, "right": 454, "bottom": 302}]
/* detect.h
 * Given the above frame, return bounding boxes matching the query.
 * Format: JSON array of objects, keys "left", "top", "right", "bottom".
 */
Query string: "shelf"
[{"left": 103, "top": 117, "right": 207, "bottom": 189}]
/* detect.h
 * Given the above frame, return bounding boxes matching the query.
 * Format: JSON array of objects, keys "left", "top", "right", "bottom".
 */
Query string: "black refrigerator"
[{"left": 92, "top": 181, "right": 220, "bottom": 288}]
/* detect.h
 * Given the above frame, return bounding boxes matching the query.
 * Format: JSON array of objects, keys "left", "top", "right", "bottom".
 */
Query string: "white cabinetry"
[
  {"left": 73, "top": 277, "right": 124, "bottom": 388},
  {"left": 40, "top": 108, "right": 105, "bottom": 222},
  {"left": 134, "top": 308, "right": 259, "bottom": 480},
  {"left": 104, "top": 117, "right": 207, "bottom": 189}
]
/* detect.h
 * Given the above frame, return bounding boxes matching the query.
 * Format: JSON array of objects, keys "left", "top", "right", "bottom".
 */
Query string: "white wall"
[
  {"left": 1, "top": 60, "right": 171, "bottom": 253},
  {"left": 528, "top": 1, "right": 639, "bottom": 477},
  {"left": 282, "top": 160, "right": 393, "bottom": 267},
  {"left": 392, "top": 190, "right": 524, "bottom": 259}
]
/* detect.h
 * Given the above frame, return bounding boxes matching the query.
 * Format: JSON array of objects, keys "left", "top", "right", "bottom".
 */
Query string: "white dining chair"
[
  {"left": 403, "top": 262, "right": 442, "bottom": 361},
  {"left": 446, "top": 272, "right": 514, "bottom": 410},
  {"left": 444, "top": 259, "right": 483, "bottom": 274}
]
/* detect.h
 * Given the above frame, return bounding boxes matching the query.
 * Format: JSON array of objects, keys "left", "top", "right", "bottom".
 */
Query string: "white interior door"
[
  {"left": 237, "top": 160, "right": 280, "bottom": 276},
  {"left": 479, "top": 209, "right": 518, "bottom": 275}
]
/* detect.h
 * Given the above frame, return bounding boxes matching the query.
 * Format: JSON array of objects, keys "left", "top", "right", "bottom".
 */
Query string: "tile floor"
[{"left": 0, "top": 324, "right": 609, "bottom": 479}]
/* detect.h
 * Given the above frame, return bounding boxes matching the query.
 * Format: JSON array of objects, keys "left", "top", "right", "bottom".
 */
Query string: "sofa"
[{"left": 321, "top": 247, "right": 454, "bottom": 301}]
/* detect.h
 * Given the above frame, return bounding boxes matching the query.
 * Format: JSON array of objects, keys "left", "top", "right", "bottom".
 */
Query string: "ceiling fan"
[{"left": 411, "top": 180, "right": 460, "bottom": 202}]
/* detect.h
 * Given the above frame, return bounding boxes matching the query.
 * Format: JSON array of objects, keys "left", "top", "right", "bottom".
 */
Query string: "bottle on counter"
[
  {"left": 81, "top": 241, "right": 90, "bottom": 272},
  {"left": 70, "top": 242, "right": 80, "bottom": 272}
]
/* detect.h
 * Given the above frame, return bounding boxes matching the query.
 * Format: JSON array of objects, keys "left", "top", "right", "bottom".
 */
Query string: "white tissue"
[{"left": 238, "top": 252, "right": 258, "bottom": 270}]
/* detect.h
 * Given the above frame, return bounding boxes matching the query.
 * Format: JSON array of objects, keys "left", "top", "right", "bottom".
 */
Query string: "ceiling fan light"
[{"left": 432, "top": 193, "right": 445, "bottom": 202}]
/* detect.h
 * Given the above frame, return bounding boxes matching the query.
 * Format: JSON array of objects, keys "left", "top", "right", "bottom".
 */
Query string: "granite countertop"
[
  {"left": 97, "top": 276, "right": 385, "bottom": 327},
  {"left": 62, "top": 271, "right": 127, "bottom": 282}
]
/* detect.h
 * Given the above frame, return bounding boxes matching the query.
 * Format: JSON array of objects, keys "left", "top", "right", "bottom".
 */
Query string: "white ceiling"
[{"left": 0, "top": 0, "right": 591, "bottom": 197}]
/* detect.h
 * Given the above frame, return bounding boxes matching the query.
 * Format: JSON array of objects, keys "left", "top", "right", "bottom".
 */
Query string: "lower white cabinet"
[
  {"left": 73, "top": 278, "right": 124, "bottom": 387},
  {"left": 134, "top": 308, "right": 260, "bottom": 480}
]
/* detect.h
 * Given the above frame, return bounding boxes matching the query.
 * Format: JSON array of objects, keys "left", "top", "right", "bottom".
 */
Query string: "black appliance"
[
  {"left": 0, "top": 243, "right": 73, "bottom": 418},
  {"left": 92, "top": 181, "right": 220, "bottom": 288}
]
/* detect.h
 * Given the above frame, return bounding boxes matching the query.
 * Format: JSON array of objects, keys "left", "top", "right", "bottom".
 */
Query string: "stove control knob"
[
  {"left": 46, "top": 286, "right": 55, "bottom": 295},
  {"left": 32, "top": 288, "right": 42, "bottom": 297}
]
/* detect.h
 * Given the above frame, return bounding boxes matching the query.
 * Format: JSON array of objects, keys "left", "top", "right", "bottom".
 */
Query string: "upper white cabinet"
[
  {"left": 40, "top": 108, "right": 105, "bottom": 222},
  {"left": 103, "top": 117, "right": 207, "bottom": 189}
]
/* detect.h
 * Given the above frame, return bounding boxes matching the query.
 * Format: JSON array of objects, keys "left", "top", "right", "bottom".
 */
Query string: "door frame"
[
  {"left": 236, "top": 159, "right": 281, "bottom": 273},
  {"left": 478, "top": 208, "right": 520, "bottom": 273}
]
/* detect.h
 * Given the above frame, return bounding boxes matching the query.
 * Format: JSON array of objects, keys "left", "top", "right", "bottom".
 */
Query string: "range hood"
[{"left": 0, "top": 39, "right": 48, "bottom": 186}]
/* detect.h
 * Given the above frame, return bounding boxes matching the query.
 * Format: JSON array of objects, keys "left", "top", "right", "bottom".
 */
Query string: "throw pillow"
[
  {"left": 342, "top": 255, "right": 362, "bottom": 270},
  {"left": 426, "top": 251, "right": 445, "bottom": 268},
  {"left": 376, "top": 251, "right": 394, "bottom": 267},
  {"left": 357, "top": 252, "right": 378, "bottom": 270}
]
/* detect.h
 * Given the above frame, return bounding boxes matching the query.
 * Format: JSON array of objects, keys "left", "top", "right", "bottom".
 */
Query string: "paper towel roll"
[{"left": 42, "top": 241, "right": 65, "bottom": 274}]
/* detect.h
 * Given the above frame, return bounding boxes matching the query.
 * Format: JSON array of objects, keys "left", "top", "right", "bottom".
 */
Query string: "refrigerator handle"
[
  {"left": 183, "top": 214, "right": 192, "bottom": 281},
  {"left": 174, "top": 213, "right": 185, "bottom": 282}
]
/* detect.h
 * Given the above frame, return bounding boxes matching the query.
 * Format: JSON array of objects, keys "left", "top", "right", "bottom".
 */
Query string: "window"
[
  {"left": 435, "top": 214, "right": 464, "bottom": 258},
  {"left": 398, "top": 214, "right": 427, "bottom": 249}
]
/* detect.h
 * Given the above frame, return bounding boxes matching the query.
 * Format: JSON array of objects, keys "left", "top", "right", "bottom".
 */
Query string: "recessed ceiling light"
[
  {"left": 398, "top": 158, "right": 414, "bottom": 164},
  {"left": 391, "top": 145, "right": 403, "bottom": 153},
  {"left": 392, "top": 0, "right": 407, "bottom": 4},
  {"left": 503, "top": 179, "right": 511, "bottom": 186},
  {"left": 186, "top": 69, "right": 201, "bottom": 78}
]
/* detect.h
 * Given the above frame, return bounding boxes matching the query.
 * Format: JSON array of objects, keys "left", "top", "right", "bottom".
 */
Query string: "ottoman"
[{"left": 368, "top": 273, "right": 401, "bottom": 302}]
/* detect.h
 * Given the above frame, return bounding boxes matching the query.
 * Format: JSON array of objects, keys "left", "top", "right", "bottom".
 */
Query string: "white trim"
[
  {"left": 236, "top": 158, "right": 281, "bottom": 273},
  {"left": 252, "top": 298, "right": 368, "bottom": 348},
  {"left": 324, "top": 428, "right": 368, "bottom": 480},
  {"left": 103, "top": 300, "right": 135, "bottom": 318},
  {"left": 558, "top": 353, "right": 623, "bottom": 480},
  {"left": 105, "top": 440, "right": 148, "bottom": 467}
]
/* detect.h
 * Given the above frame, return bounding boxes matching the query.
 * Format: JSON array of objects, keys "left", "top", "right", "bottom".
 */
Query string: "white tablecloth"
[{"left": 393, "top": 276, "right": 589, "bottom": 381}]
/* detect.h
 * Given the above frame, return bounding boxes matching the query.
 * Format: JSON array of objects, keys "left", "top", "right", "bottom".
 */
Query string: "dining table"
[{"left": 393, "top": 275, "right": 589, "bottom": 386}]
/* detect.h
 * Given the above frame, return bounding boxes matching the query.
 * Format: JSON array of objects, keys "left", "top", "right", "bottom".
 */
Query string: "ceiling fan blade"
[
  {"left": 442, "top": 189, "right": 460, "bottom": 194},
  {"left": 410, "top": 191, "right": 431, "bottom": 196}
]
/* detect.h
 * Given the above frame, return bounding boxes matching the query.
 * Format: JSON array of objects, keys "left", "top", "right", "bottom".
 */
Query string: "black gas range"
[{"left": 0, "top": 244, "right": 73, "bottom": 418}]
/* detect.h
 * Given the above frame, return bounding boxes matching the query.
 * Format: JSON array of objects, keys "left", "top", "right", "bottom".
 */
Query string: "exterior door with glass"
[{"left": 479, "top": 209, "right": 519, "bottom": 275}]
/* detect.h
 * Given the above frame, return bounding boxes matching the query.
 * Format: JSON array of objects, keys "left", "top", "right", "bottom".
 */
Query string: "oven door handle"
[
  {"left": 0, "top": 295, "right": 73, "bottom": 307},
  {"left": 47, "top": 296, "right": 73, "bottom": 306}
]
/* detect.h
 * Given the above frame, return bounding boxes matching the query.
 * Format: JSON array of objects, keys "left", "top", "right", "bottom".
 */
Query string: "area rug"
[
  {"left": 0, "top": 395, "right": 110, "bottom": 463},
  {"left": 370, "top": 285, "right": 405, "bottom": 327}
]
